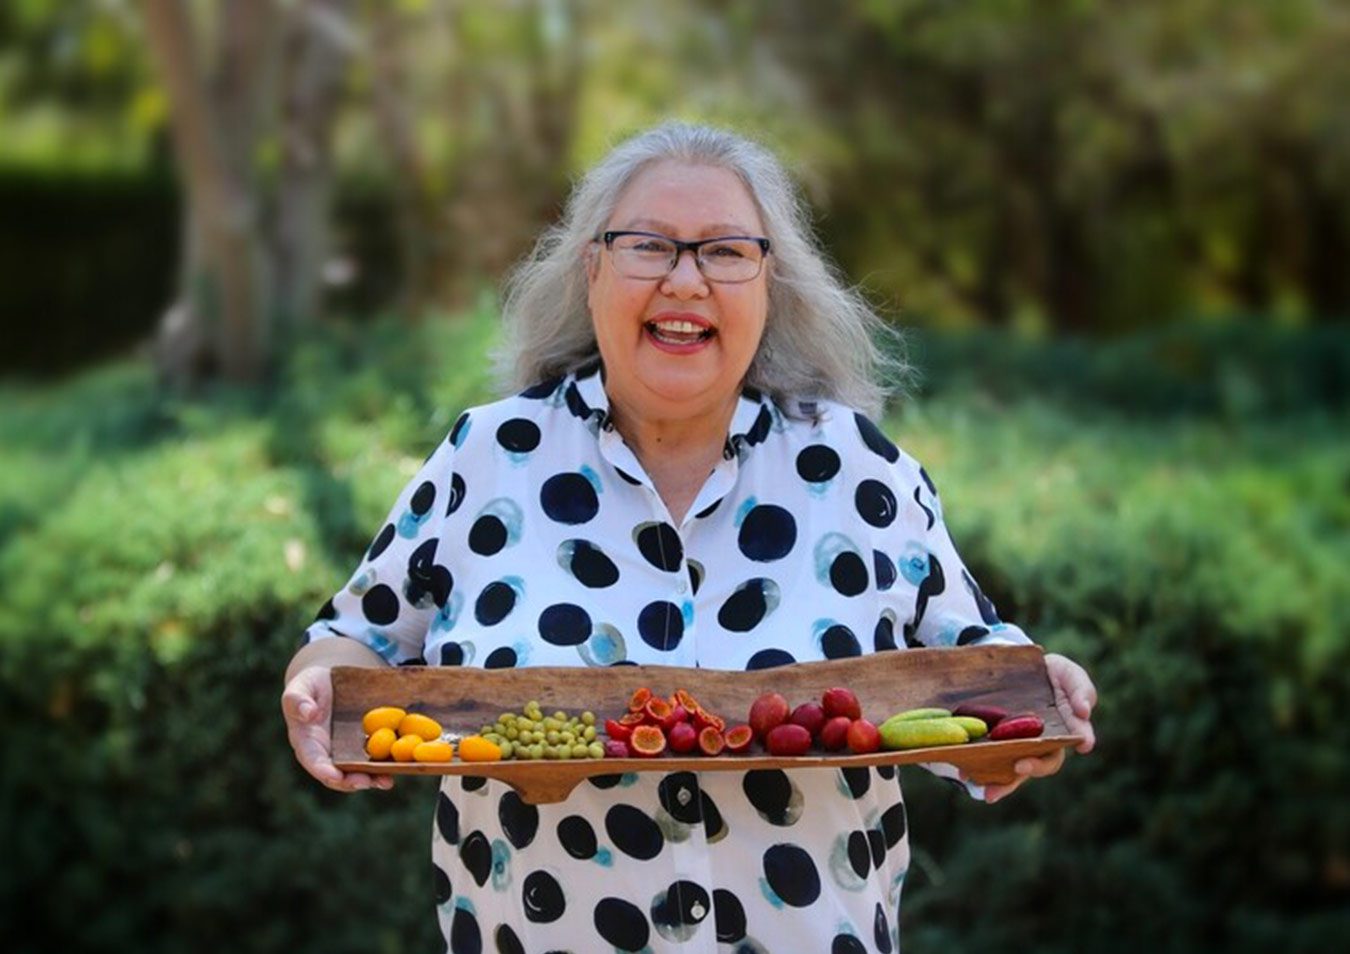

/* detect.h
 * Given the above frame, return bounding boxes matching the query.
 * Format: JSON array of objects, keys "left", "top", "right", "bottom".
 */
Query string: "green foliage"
[{"left": 0, "top": 316, "right": 1346, "bottom": 952}]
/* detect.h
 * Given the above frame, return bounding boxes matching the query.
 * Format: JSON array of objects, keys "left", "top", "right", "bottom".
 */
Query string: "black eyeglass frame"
[{"left": 599, "top": 230, "right": 772, "bottom": 283}]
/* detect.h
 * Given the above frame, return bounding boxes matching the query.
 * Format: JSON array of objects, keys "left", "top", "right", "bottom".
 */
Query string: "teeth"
[{"left": 651, "top": 320, "right": 706, "bottom": 334}]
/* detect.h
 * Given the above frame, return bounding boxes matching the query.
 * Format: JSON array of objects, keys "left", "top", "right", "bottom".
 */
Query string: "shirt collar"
[{"left": 566, "top": 366, "right": 775, "bottom": 457}]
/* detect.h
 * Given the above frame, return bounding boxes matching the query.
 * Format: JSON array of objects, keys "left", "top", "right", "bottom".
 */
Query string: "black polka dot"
[
  {"left": 440, "top": 641, "right": 466, "bottom": 666},
  {"left": 841, "top": 767, "right": 871, "bottom": 799},
  {"left": 737, "top": 504, "right": 797, "bottom": 562},
  {"left": 881, "top": 802, "right": 908, "bottom": 848},
  {"left": 522, "top": 870, "right": 566, "bottom": 923},
  {"left": 874, "top": 902, "right": 893, "bottom": 952},
  {"left": 450, "top": 412, "right": 470, "bottom": 445},
  {"left": 594, "top": 897, "right": 650, "bottom": 952},
  {"left": 957, "top": 625, "right": 990, "bottom": 646},
  {"left": 868, "top": 827, "right": 887, "bottom": 869},
  {"left": 713, "top": 889, "right": 747, "bottom": 943},
  {"left": 855, "top": 413, "right": 900, "bottom": 462},
  {"left": 462, "top": 775, "right": 487, "bottom": 792},
  {"left": 636, "top": 522, "right": 683, "bottom": 571},
  {"left": 718, "top": 578, "right": 774, "bottom": 632},
  {"left": 651, "top": 880, "right": 710, "bottom": 929},
  {"left": 474, "top": 581, "right": 517, "bottom": 626},
  {"left": 848, "top": 830, "right": 872, "bottom": 878},
  {"left": 657, "top": 772, "right": 703, "bottom": 825},
  {"left": 833, "top": 934, "right": 867, "bottom": 954},
  {"left": 855, "top": 479, "right": 898, "bottom": 527},
  {"left": 469, "top": 515, "right": 508, "bottom": 555},
  {"left": 615, "top": 467, "right": 641, "bottom": 485},
  {"left": 494, "top": 923, "right": 525, "bottom": 954},
  {"left": 538, "top": 603, "right": 591, "bottom": 646},
  {"left": 498, "top": 791, "right": 538, "bottom": 849},
  {"left": 410, "top": 480, "right": 437, "bottom": 516},
  {"left": 821, "top": 624, "right": 861, "bottom": 659},
  {"left": 876, "top": 763, "right": 896, "bottom": 781},
  {"left": 436, "top": 792, "right": 460, "bottom": 844},
  {"left": 367, "top": 523, "right": 396, "bottom": 561},
  {"left": 315, "top": 598, "right": 336, "bottom": 622},
  {"left": 746, "top": 648, "right": 795, "bottom": 670},
  {"left": 460, "top": 831, "right": 492, "bottom": 887},
  {"left": 699, "top": 791, "right": 727, "bottom": 841},
  {"left": 450, "top": 905, "right": 482, "bottom": 954},
  {"left": 520, "top": 377, "right": 561, "bottom": 399},
  {"left": 433, "top": 862, "right": 452, "bottom": 904},
  {"left": 588, "top": 774, "right": 623, "bottom": 790},
  {"left": 874, "top": 550, "right": 897, "bottom": 591},
  {"left": 637, "top": 601, "right": 683, "bottom": 652},
  {"left": 796, "top": 444, "right": 841, "bottom": 483},
  {"left": 762, "top": 843, "right": 821, "bottom": 907},
  {"left": 484, "top": 646, "right": 518, "bottom": 669},
  {"left": 829, "top": 551, "right": 869, "bottom": 596},
  {"left": 687, "top": 561, "right": 704, "bottom": 595},
  {"left": 496, "top": 418, "right": 540, "bottom": 453},
  {"left": 875, "top": 614, "right": 898, "bottom": 651},
  {"left": 561, "top": 540, "right": 619, "bottom": 588},
  {"left": 447, "top": 473, "right": 466, "bottom": 515},
  {"left": 743, "top": 771, "right": 799, "bottom": 826},
  {"left": 605, "top": 805, "right": 664, "bottom": 861},
  {"left": 694, "top": 498, "right": 721, "bottom": 519},
  {"left": 362, "top": 584, "right": 400, "bottom": 625},
  {"left": 540, "top": 473, "right": 599, "bottom": 524},
  {"left": 556, "top": 815, "right": 598, "bottom": 860},
  {"left": 406, "top": 539, "right": 452, "bottom": 607}
]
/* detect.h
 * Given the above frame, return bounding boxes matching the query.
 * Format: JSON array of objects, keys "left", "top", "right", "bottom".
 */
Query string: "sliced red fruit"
[
  {"left": 693, "top": 708, "right": 726, "bottom": 733},
  {"left": 698, "top": 726, "right": 726, "bottom": 757},
  {"left": 667, "top": 721, "right": 698, "bottom": 754},
  {"left": 604, "top": 718, "right": 633, "bottom": 742},
  {"left": 723, "top": 724, "right": 753, "bottom": 753},
  {"left": 674, "top": 688, "right": 702, "bottom": 714},
  {"left": 660, "top": 704, "right": 689, "bottom": 732},
  {"left": 629, "top": 724, "right": 667, "bottom": 757},
  {"left": 603, "top": 739, "right": 632, "bottom": 758},
  {"left": 618, "top": 710, "right": 647, "bottom": 727},
  {"left": 628, "top": 686, "right": 653, "bottom": 712},
  {"left": 644, "top": 697, "right": 673, "bottom": 725}
]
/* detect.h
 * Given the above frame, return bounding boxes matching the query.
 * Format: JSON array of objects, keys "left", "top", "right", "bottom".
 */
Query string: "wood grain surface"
[{"left": 331, "top": 645, "right": 1081, "bottom": 803}]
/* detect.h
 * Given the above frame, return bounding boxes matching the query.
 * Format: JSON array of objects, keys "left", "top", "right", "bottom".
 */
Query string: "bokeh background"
[{"left": 1, "top": 2, "right": 1347, "bottom": 952}]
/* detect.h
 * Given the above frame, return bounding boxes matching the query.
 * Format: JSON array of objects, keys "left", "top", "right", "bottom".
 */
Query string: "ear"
[{"left": 583, "top": 241, "right": 600, "bottom": 282}]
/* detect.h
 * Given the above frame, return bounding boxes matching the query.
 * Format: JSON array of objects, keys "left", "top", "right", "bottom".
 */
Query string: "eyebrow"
[{"left": 617, "top": 218, "right": 760, "bottom": 237}]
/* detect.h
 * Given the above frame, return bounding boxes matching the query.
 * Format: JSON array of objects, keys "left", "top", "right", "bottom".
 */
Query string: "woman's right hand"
[{"left": 281, "top": 664, "right": 393, "bottom": 792}]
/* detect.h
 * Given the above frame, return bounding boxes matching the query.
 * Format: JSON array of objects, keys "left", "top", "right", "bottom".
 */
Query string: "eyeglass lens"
[{"left": 610, "top": 234, "right": 764, "bottom": 282}]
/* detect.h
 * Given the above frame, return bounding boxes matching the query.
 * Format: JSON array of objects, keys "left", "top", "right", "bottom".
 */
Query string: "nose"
[{"left": 660, "top": 249, "right": 710, "bottom": 298}]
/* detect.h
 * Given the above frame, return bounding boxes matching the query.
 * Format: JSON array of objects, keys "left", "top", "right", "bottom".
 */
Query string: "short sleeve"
[
  {"left": 900, "top": 462, "right": 1033, "bottom": 650},
  {"left": 302, "top": 437, "right": 459, "bottom": 665}
]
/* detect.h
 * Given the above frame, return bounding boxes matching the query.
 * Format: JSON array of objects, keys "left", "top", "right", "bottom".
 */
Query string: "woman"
[{"left": 282, "top": 122, "right": 1097, "bottom": 953}]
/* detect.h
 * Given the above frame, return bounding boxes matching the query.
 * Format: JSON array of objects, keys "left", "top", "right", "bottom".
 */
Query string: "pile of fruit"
[
  {"left": 602, "top": 688, "right": 751, "bottom": 758},
  {"left": 361, "top": 706, "right": 503, "bottom": 763},
  {"left": 475, "top": 701, "right": 606, "bottom": 760},
  {"left": 745, "top": 687, "right": 882, "bottom": 755}
]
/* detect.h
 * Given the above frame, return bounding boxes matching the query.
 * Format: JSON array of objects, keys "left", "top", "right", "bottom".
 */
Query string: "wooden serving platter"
[{"left": 331, "top": 645, "right": 1081, "bottom": 804}]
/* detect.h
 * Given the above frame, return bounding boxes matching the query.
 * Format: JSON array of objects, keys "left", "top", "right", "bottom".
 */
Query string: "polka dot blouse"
[{"left": 305, "top": 366, "right": 1031, "bottom": 953}]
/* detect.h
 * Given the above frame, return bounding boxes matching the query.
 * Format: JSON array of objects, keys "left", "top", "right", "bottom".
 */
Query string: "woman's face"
[{"left": 587, "top": 160, "right": 769, "bottom": 423}]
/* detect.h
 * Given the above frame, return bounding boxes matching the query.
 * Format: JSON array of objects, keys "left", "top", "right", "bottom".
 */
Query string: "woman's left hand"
[{"left": 980, "top": 652, "right": 1097, "bottom": 804}]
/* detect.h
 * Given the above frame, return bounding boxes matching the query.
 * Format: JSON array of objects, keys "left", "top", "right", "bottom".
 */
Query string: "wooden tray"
[{"left": 332, "top": 645, "right": 1081, "bottom": 804}]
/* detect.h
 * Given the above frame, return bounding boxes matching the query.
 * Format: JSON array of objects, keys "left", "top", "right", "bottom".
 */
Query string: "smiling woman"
[{"left": 281, "top": 121, "right": 1098, "bottom": 954}]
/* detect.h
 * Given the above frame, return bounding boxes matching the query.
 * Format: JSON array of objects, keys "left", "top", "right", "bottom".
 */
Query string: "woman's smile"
[{"left": 644, "top": 311, "right": 716, "bottom": 351}]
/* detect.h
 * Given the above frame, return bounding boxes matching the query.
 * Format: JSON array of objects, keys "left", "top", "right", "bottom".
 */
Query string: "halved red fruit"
[
  {"left": 698, "top": 726, "right": 726, "bottom": 757},
  {"left": 693, "top": 708, "right": 725, "bottom": 733},
  {"left": 644, "top": 697, "right": 673, "bottom": 725},
  {"left": 628, "top": 686, "right": 653, "bottom": 712},
  {"left": 604, "top": 718, "right": 633, "bottom": 743},
  {"left": 723, "top": 724, "right": 753, "bottom": 753},
  {"left": 618, "top": 710, "right": 647, "bottom": 727},
  {"left": 674, "top": 688, "right": 702, "bottom": 714},
  {"left": 630, "top": 724, "right": 667, "bottom": 757}
]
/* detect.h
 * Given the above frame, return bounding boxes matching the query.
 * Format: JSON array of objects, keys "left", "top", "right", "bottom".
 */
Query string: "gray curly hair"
[{"left": 495, "top": 121, "right": 904, "bottom": 417}]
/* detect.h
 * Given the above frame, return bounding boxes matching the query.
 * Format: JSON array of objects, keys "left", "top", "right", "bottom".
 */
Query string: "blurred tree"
[{"left": 141, "top": 0, "right": 356, "bottom": 387}]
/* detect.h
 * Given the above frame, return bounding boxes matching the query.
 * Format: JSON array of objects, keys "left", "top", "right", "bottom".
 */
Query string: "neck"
[{"left": 605, "top": 388, "right": 740, "bottom": 471}]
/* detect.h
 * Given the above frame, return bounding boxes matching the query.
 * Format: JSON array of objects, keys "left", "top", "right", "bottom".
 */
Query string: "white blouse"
[{"left": 306, "top": 366, "right": 1030, "bottom": 954}]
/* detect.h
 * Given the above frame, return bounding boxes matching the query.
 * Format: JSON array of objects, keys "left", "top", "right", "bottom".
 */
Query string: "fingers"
[{"left": 281, "top": 665, "right": 390, "bottom": 793}]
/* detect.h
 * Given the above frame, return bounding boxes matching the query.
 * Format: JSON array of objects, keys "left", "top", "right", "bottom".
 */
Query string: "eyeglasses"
[{"left": 600, "top": 230, "right": 771, "bottom": 284}]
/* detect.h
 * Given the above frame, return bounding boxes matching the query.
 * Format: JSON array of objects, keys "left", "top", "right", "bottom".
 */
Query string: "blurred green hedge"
[{"left": 0, "top": 311, "right": 1346, "bottom": 953}]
